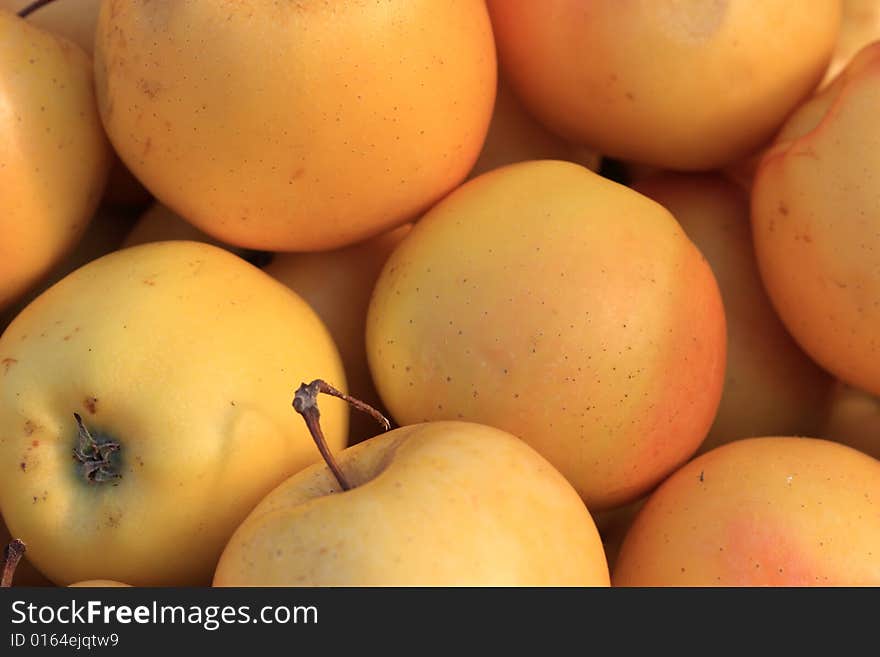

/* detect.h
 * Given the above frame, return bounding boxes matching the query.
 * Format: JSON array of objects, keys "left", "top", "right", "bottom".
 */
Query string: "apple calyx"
[
  {"left": 73, "top": 413, "right": 122, "bottom": 484},
  {"left": 1, "top": 539, "right": 26, "bottom": 587},
  {"left": 293, "top": 379, "right": 391, "bottom": 491},
  {"left": 17, "top": 0, "right": 57, "bottom": 19}
]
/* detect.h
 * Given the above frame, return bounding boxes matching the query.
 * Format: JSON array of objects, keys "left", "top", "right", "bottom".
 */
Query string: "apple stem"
[
  {"left": 293, "top": 379, "right": 391, "bottom": 492},
  {"left": 1, "top": 539, "right": 26, "bottom": 588},
  {"left": 17, "top": 0, "right": 57, "bottom": 19}
]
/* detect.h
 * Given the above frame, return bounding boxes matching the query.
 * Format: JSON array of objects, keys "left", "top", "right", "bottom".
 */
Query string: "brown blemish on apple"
[
  {"left": 1, "top": 358, "right": 17, "bottom": 374},
  {"left": 84, "top": 397, "right": 99, "bottom": 414},
  {"left": 138, "top": 78, "right": 163, "bottom": 99},
  {"left": 23, "top": 421, "right": 36, "bottom": 436},
  {"left": 105, "top": 511, "right": 122, "bottom": 529}
]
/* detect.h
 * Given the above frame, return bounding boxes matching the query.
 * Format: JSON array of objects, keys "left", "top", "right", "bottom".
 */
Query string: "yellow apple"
[
  {"left": 487, "top": 0, "right": 840, "bottom": 170},
  {"left": 367, "top": 161, "right": 726, "bottom": 511},
  {"left": 614, "top": 437, "right": 880, "bottom": 586},
  {"left": 0, "top": 241, "right": 347, "bottom": 585},
  {"left": 752, "top": 42, "right": 880, "bottom": 396},
  {"left": 0, "top": 10, "right": 111, "bottom": 311},
  {"left": 94, "top": 0, "right": 496, "bottom": 251},
  {"left": 3, "top": 1, "right": 150, "bottom": 208},
  {"left": 214, "top": 421, "right": 610, "bottom": 586}
]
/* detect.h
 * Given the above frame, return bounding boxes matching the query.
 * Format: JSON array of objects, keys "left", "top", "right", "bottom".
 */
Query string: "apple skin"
[
  {"left": 723, "top": 0, "right": 880, "bottom": 194},
  {"left": 0, "top": 241, "right": 348, "bottom": 586},
  {"left": 123, "top": 203, "right": 229, "bottom": 250},
  {"left": 468, "top": 77, "right": 600, "bottom": 179},
  {"left": 824, "top": 0, "right": 880, "bottom": 85},
  {"left": 635, "top": 174, "right": 834, "bottom": 452},
  {"left": 68, "top": 580, "right": 130, "bottom": 587},
  {"left": 367, "top": 160, "right": 726, "bottom": 511},
  {"left": 752, "top": 43, "right": 880, "bottom": 397},
  {"left": 0, "top": 10, "right": 111, "bottom": 311},
  {"left": 613, "top": 437, "right": 880, "bottom": 586},
  {"left": 214, "top": 421, "right": 610, "bottom": 586},
  {"left": 0, "top": 0, "right": 101, "bottom": 54},
  {"left": 94, "top": 0, "right": 496, "bottom": 251},
  {"left": 265, "top": 226, "right": 411, "bottom": 445},
  {"left": 486, "top": 0, "right": 840, "bottom": 170},
  {"left": 1, "top": 204, "right": 139, "bottom": 335},
  {"left": 2, "top": 1, "right": 152, "bottom": 208}
]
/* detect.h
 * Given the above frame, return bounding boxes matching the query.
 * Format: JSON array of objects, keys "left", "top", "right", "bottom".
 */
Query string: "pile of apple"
[{"left": 1, "top": 0, "right": 879, "bottom": 588}]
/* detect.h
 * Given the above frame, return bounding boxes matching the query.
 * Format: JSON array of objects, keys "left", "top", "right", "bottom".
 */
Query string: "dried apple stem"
[
  {"left": 17, "top": 0, "right": 57, "bottom": 18},
  {"left": 293, "top": 379, "right": 391, "bottom": 492},
  {"left": 73, "top": 413, "right": 121, "bottom": 484},
  {"left": 1, "top": 539, "right": 26, "bottom": 588}
]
